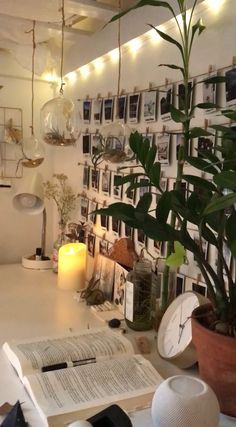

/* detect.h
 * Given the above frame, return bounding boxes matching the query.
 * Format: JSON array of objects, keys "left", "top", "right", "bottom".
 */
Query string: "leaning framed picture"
[
  {"left": 128, "top": 93, "right": 141, "bottom": 123},
  {"left": 113, "top": 263, "right": 129, "bottom": 313},
  {"left": 143, "top": 90, "right": 157, "bottom": 122}
]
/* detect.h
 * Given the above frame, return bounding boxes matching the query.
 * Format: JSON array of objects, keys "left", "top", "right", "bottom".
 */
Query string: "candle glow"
[{"left": 58, "top": 243, "right": 87, "bottom": 291}]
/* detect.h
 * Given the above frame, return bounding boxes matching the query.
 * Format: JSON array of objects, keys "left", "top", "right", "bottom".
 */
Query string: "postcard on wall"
[
  {"left": 83, "top": 165, "right": 90, "bottom": 189},
  {"left": 124, "top": 182, "right": 135, "bottom": 204},
  {"left": 111, "top": 217, "right": 121, "bottom": 237},
  {"left": 202, "top": 72, "right": 217, "bottom": 113},
  {"left": 103, "top": 98, "right": 114, "bottom": 123},
  {"left": 136, "top": 228, "right": 146, "bottom": 247},
  {"left": 124, "top": 224, "right": 133, "bottom": 240},
  {"left": 93, "top": 99, "right": 103, "bottom": 124},
  {"left": 87, "top": 233, "right": 96, "bottom": 257},
  {"left": 138, "top": 176, "right": 150, "bottom": 199},
  {"left": 143, "top": 90, "right": 157, "bottom": 122},
  {"left": 155, "top": 134, "right": 171, "bottom": 165},
  {"left": 83, "top": 100, "right": 92, "bottom": 123},
  {"left": 128, "top": 93, "right": 141, "bottom": 123},
  {"left": 177, "top": 80, "right": 193, "bottom": 112},
  {"left": 100, "top": 212, "right": 109, "bottom": 231},
  {"left": 91, "top": 133, "right": 102, "bottom": 157},
  {"left": 159, "top": 84, "right": 173, "bottom": 121},
  {"left": 175, "top": 273, "right": 186, "bottom": 297},
  {"left": 82, "top": 134, "right": 91, "bottom": 157},
  {"left": 88, "top": 200, "right": 97, "bottom": 225},
  {"left": 90, "top": 168, "right": 100, "bottom": 192},
  {"left": 111, "top": 172, "right": 123, "bottom": 200},
  {"left": 99, "top": 255, "right": 115, "bottom": 301},
  {"left": 192, "top": 280, "right": 207, "bottom": 297},
  {"left": 80, "top": 197, "right": 89, "bottom": 222},
  {"left": 141, "top": 133, "right": 154, "bottom": 146},
  {"left": 101, "top": 170, "right": 111, "bottom": 196},
  {"left": 116, "top": 95, "right": 127, "bottom": 121},
  {"left": 113, "top": 263, "right": 129, "bottom": 314},
  {"left": 225, "top": 68, "right": 236, "bottom": 107},
  {"left": 99, "top": 238, "right": 109, "bottom": 256}
]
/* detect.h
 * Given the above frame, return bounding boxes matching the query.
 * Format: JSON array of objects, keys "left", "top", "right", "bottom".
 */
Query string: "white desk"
[{"left": 0, "top": 264, "right": 235, "bottom": 427}]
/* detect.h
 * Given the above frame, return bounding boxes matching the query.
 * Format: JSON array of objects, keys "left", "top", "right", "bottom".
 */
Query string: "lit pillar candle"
[{"left": 58, "top": 243, "right": 87, "bottom": 290}]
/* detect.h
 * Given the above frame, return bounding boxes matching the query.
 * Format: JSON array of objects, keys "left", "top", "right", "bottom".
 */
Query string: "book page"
[
  {"left": 2, "top": 327, "right": 134, "bottom": 379},
  {"left": 23, "top": 355, "right": 163, "bottom": 426}
]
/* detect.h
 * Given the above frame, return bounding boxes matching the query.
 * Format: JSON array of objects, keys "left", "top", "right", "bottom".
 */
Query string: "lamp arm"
[{"left": 41, "top": 208, "right": 46, "bottom": 257}]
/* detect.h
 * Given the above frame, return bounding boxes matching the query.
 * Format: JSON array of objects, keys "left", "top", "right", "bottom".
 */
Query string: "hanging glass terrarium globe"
[
  {"left": 40, "top": 0, "right": 78, "bottom": 147},
  {"left": 40, "top": 94, "right": 77, "bottom": 146},
  {"left": 99, "top": 120, "right": 132, "bottom": 163}
]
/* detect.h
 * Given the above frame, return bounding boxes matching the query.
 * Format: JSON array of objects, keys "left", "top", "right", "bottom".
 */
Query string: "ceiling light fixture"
[
  {"left": 40, "top": 0, "right": 78, "bottom": 146},
  {"left": 21, "top": 21, "right": 45, "bottom": 168}
]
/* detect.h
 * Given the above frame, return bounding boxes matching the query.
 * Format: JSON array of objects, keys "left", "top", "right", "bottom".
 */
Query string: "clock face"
[{"left": 157, "top": 292, "right": 200, "bottom": 359}]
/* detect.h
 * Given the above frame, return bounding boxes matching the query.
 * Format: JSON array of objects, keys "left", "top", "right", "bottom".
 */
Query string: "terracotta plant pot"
[{"left": 192, "top": 303, "right": 236, "bottom": 417}]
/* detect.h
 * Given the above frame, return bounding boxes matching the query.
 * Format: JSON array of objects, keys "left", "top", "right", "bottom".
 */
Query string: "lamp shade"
[{"left": 13, "top": 172, "right": 44, "bottom": 215}]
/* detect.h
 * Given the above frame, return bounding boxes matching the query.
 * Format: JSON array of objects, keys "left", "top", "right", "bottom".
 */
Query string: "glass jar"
[
  {"left": 125, "top": 258, "right": 153, "bottom": 331},
  {"left": 52, "top": 224, "right": 68, "bottom": 273}
]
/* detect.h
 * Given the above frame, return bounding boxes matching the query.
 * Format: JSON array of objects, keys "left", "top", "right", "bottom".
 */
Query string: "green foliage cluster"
[{"left": 96, "top": 0, "right": 236, "bottom": 332}]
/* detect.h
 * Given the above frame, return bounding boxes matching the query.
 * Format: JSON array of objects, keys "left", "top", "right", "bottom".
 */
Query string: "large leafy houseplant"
[{"left": 96, "top": 0, "right": 236, "bottom": 336}]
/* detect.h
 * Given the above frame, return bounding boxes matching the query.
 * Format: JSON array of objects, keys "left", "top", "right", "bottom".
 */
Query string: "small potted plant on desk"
[{"left": 95, "top": 0, "right": 236, "bottom": 417}]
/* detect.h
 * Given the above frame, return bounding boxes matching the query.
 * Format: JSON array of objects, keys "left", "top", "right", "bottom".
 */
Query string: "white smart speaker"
[{"left": 151, "top": 375, "right": 220, "bottom": 427}]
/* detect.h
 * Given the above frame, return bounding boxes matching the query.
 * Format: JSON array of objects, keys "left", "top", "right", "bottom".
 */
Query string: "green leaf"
[
  {"left": 140, "top": 215, "right": 177, "bottom": 241},
  {"left": 200, "top": 76, "right": 227, "bottom": 84},
  {"left": 214, "top": 171, "right": 236, "bottom": 191},
  {"left": 194, "top": 102, "right": 217, "bottom": 110},
  {"left": 186, "top": 156, "right": 219, "bottom": 175},
  {"left": 203, "top": 193, "right": 236, "bottom": 215},
  {"left": 136, "top": 193, "right": 152, "bottom": 213},
  {"left": 149, "top": 24, "right": 183, "bottom": 56},
  {"left": 182, "top": 174, "right": 216, "bottom": 192},
  {"left": 129, "top": 131, "right": 142, "bottom": 154},
  {"left": 159, "top": 63, "right": 184, "bottom": 76},
  {"left": 221, "top": 109, "right": 236, "bottom": 122},
  {"left": 139, "top": 137, "right": 150, "bottom": 166},
  {"left": 191, "top": 18, "right": 206, "bottom": 42},
  {"left": 96, "top": 203, "right": 136, "bottom": 222},
  {"left": 109, "top": 1, "right": 177, "bottom": 24},
  {"left": 156, "top": 191, "right": 172, "bottom": 223},
  {"left": 226, "top": 213, "right": 236, "bottom": 258},
  {"left": 114, "top": 173, "right": 143, "bottom": 186},
  {"left": 166, "top": 241, "right": 186, "bottom": 267},
  {"left": 170, "top": 105, "right": 188, "bottom": 123},
  {"left": 145, "top": 145, "right": 157, "bottom": 173},
  {"left": 189, "top": 127, "right": 213, "bottom": 138},
  {"left": 149, "top": 162, "right": 161, "bottom": 187}
]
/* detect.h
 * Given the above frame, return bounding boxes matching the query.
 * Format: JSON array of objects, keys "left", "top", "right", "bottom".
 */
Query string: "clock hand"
[
  {"left": 178, "top": 303, "right": 183, "bottom": 342},
  {"left": 178, "top": 315, "right": 191, "bottom": 344}
]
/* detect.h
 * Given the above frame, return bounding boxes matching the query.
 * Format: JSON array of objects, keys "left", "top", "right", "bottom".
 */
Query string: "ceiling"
[{"left": 0, "top": 0, "right": 137, "bottom": 76}]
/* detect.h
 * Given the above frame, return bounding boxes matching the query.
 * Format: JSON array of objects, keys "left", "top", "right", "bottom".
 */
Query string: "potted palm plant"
[{"left": 96, "top": 0, "right": 236, "bottom": 416}]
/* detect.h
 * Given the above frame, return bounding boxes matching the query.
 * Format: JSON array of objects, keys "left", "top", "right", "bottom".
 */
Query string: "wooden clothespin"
[
  {"left": 95, "top": 128, "right": 100, "bottom": 135},
  {"left": 82, "top": 190, "right": 87, "bottom": 198},
  {"left": 107, "top": 91, "right": 112, "bottom": 98},
  {"left": 165, "top": 78, "right": 169, "bottom": 87},
  {"left": 232, "top": 56, "right": 236, "bottom": 68},
  {"left": 197, "top": 273, "right": 201, "bottom": 283},
  {"left": 105, "top": 164, "right": 109, "bottom": 171},
  {"left": 102, "top": 233, "right": 106, "bottom": 240},
  {"left": 146, "top": 127, "right": 150, "bottom": 135},
  {"left": 204, "top": 119, "right": 209, "bottom": 131},
  {"left": 208, "top": 64, "right": 213, "bottom": 75},
  {"left": 133, "top": 86, "right": 139, "bottom": 93},
  {"left": 97, "top": 93, "right": 101, "bottom": 99},
  {"left": 120, "top": 89, "right": 126, "bottom": 95},
  {"left": 149, "top": 82, "right": 155, "bottom": 91},
  {"left": 103, "top": 200, "right": 107, "bottom": 207},
  {"left": 85, "top": 128, "right": 89, "bottom": 134},
  {"left": 84, "top": 160, "right": 88, "bottom": 166},
  {"left": 130, "top": 168, "right": 133, "bottom": 174},
  {"left": 86, "top": 94, "right": 90, "bottom": 100},
  {"left": 162, "top": 125, "right": 166, "bottom": 135},
  {"left": 92, "top": 197, "right": 97, "bottom": 203}
]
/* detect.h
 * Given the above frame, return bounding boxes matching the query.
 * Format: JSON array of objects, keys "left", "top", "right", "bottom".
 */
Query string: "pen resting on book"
[{"left": 41, "top": 357, "right": 96, "bottom": 372}]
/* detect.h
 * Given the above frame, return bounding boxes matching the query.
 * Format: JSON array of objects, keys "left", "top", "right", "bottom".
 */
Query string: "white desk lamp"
[{"left": 13, "top": 172, "right": 52, "bottom": 269}]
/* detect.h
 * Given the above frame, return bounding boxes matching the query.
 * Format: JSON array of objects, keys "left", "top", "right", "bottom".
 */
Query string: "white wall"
[{"left": 0, "top": 51, "right": 54, "bottom": 264}]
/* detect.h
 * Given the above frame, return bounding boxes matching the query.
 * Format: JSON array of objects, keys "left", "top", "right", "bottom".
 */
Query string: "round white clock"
[{"left": 157, "top": 291, "right": 207, "bottom": 368}]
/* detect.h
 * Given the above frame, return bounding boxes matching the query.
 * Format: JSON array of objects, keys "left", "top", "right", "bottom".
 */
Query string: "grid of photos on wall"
[{"left": 78, "top": 64, "right": 236, "bottom": 299}]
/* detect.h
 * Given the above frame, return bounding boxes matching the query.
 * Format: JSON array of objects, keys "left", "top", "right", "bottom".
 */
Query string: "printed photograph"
[
  {"left": 91, "top": 168, "right": 100, "bottom": 191},
  {"left": 112, "top": 173, "right": 123, "bottom": 199},
  {"left": 80, "top": 197, "right": 89, "bottom": 221},
  {"left": 87, "top": 233, "right": 96, "bottom": 257},
  {"left": 125, "top": 184, "right": 135, "bottom": 204},
  {"left": 137, "top": 228, "right": 146, "bottom": 245},
  {"left": 116, "top": 95, "right": 127, "bottom": 121},
  {"left": 91, "top": 133, "right": 102, "bottom": 156},
  {"left": 100, "top": 213, "right": 109, "bottom": 230},
  {"left": 103, "top": 98, "right": 114, "bottom": 122},
  {"left": 99, "top": 239, "right": 109, "bottom": 256},
  {"left": 99, "top": 255, "right": 115, "bottom": 301},
  {"left": 178, "top": 80, "right": 193, "bottom": 111},
  {"left": 193, "top": 234, "right": 208, "bottom": 262},
  {"left": 128, "top": 93, "right": 140, "bottom": 123},
  {"left": 83, "top": 100, "right": 92, "bottom": 123},
  {"left": 113, "top": 263, "right": 128, "bottom": 313},
  {"left": 112, "top": 217, "right": 121, "bottom": 236},
  {"left": 141, "top": 133, "right": 154, "bottom": 146},
  {"left": 225, "top": 68, "right": 236, "bottom": 106},
  {"left": 82, "top": 134, "right": 91, "bottom": 156},
  {"left": 88, "top": 200, "right": 97, "bottom": 225},
  {"left": 143, "top": 90, "right": 157, "bottom": 122},
  {"left": 176, "top": 133, "right": 184, "bottom": 160},
  {"left": 139, "top": 177, "right": 150, "bottom": 198},
  {"left": 124, "top": 224, "right": 133, "bottom": 239},
  {"left": 93, "top": 99, "right": 103, "bottom": 124},
  {"left": 222, "top": 242, "right": 232, "bottom": 276},
  {"left": 159, "top": 84, "right": 173, "bottom": 120},
  {"left": 192, "top": 280, "right": 207, "bottom": 297},
  {"left": 101, "top": 170, "right": 111, "bottom": 195},
  {"left": 156, "top": 134, "right": 171, "bottom": 165},
  {"left": 197, "top": 136, "right": 214, "bottom": 156},
  {"left": 83, "top": 166, "right": 90, "bottom": 189},
  {"left": 176, "top": 274, "right": 186, "bottom": 297}
]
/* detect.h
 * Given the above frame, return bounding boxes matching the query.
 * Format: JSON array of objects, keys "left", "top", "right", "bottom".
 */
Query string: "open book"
[{"left": 3, "top": 327, "right": 163, "bottom": 427}]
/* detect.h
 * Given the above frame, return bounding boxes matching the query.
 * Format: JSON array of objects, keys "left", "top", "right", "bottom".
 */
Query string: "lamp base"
[{"left": 22, "top": 255, "right": 52, "bottom": 270}]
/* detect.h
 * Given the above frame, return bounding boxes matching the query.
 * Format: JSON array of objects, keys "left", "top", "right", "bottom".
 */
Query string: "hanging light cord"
[
  {"left": 60, "top": 0, "right": 65, "bottom": 95},
  {"left": 25, "top": 20, "right": 36, "bottom": 136},
  {"left": 117, "top": 0, "right": 121, "bottom": 97}
]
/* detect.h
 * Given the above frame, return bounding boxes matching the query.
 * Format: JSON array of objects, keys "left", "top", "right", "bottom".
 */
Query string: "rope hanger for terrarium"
[
  {"left": 25, "top": 20, "right": 36, "bottom": 136},
  {"left": 59, "top": 0, "right": 66, "bottom": 95}
]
